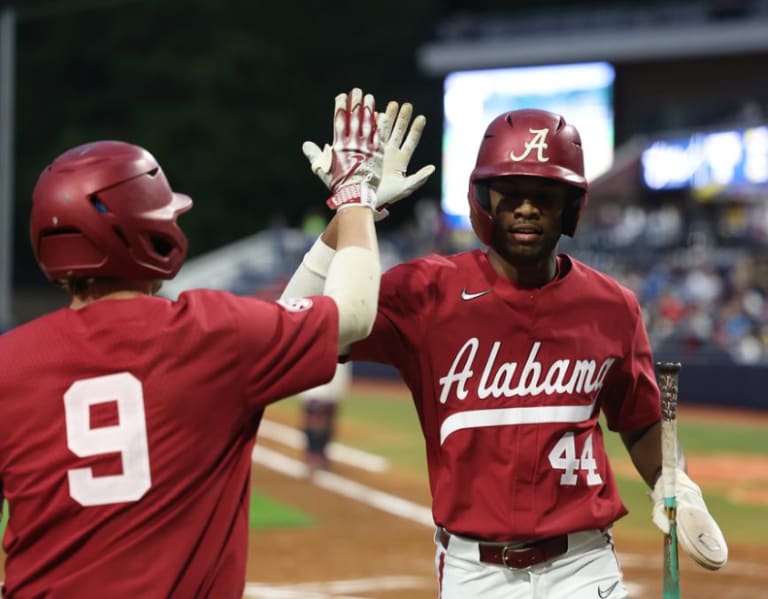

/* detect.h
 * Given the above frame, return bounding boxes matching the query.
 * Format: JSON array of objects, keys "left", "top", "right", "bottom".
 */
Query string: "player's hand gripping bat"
[{"left": 651, "top": 362, "right": 728, "bottom": 582}]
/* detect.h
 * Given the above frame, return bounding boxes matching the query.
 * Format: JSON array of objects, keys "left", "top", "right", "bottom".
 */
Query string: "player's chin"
[
  {"left": 495, "top": 242, "right": 543, "bottom": 264},
  {"left": 500, "top": 233, "right": 546, "bottom": 256}
]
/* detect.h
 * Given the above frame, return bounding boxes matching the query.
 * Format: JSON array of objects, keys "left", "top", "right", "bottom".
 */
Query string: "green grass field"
[
  {"left": 249, "top": 492, "right": 314, "bottom": 530},
  {"left": 3, "top": 387, "right": 765, "bottom": 549},
  {"left": 0, "top": 489, "right": 310, "bottom": 543},
  {"left": 267, "top": 386, "right": 768, "bottom": 546}
]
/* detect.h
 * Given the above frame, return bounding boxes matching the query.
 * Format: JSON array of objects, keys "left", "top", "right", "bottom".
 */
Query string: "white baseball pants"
[{"left": 434, "top": 528, "right": 627, "bottom": 599}]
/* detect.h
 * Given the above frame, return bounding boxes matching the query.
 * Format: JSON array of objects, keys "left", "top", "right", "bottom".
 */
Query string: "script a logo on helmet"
[{"left": 509, "top": 128, "right": 551, "bottom": 163}]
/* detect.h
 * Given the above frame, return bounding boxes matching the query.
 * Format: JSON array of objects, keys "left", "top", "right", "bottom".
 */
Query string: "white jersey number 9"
[{"left": 63, "top": 372, "right": 152, "bottom": 506}]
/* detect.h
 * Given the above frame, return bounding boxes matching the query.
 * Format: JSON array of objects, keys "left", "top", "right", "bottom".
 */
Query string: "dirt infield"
[
  {"left": 244, "top": 383, "right": 768, "bottom": 599},
  {"left": 244, "top": 476, "right": 768, "bottom": 598},
  {"left": 2, "top": 382, "right": 767, "bottom": 598}
]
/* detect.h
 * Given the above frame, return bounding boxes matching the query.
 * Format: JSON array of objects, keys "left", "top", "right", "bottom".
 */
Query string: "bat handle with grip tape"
[{"left": 656, "top": 361, "right": 681, "bottom": 599}]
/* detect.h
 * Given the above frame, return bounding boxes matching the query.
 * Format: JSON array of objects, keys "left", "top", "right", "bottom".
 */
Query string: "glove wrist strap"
[{"left": 326, "top": 182, "right": 377, "bottom": 212}]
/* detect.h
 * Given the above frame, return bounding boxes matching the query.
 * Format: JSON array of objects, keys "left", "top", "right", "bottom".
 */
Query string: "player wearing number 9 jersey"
[
  {"left": 0, "top": 89, "right": 384, "bottom": 599},
  {"left": 290, "top": 107, "right": 727, "bottom": 598}
]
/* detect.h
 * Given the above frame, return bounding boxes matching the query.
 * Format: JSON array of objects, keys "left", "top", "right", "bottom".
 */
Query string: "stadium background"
[{"left": 1, "top": 0, "right": 768, "bottom": 597}]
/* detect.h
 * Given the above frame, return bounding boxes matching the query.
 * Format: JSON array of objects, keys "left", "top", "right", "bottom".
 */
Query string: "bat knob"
[{"left": 656, "top": 361, "right": 682, "bottom": 374}]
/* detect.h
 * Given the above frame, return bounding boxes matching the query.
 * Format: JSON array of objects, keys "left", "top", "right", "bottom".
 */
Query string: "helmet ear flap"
[
  {"left": 561, "top": 191, "right": 587, "bottom": 237},
  {"left": 468, "top": 183, "right": 494, "bottom": 245},
  {"left": 469, "top": 202, "right": 492, "bottom": 245},
  {"left": 473, "top": 182, "right": 491, "bottom": 212}
]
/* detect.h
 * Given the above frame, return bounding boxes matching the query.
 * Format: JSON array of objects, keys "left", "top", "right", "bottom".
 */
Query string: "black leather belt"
[{"left": 438, "top": 527, "right": 568, "bottom": 569}]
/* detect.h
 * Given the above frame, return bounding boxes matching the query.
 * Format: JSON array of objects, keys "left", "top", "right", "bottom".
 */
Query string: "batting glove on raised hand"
[
  {"left": 303, "top": 98, "right": 434, "bottom": 220},
  {"left": 650, "top": 468, "right": 728, "bottom": 570},
  {"left": 373, "top": 100, "right": 435, "bottom": 219},
  {"left": 304, "top": 88, "right": 382, "bottom": 212}
]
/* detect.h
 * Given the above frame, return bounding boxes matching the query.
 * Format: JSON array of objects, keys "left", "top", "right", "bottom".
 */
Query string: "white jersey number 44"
[{"left": 548, "top": 432, "right": 603, "bottom": 486}]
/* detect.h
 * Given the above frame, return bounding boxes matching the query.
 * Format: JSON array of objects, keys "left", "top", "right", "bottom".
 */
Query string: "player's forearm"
[
  {"left": 334, "top": 205, "right": 376, "bottom": 252},
  {"left": 280, "top": 236, "right": 335, "bottom": 300},
  {"left": 325, "top": 206, "right": 380, "bottom": 348},
  {"left": 320, "top": 213, "right": 339, "bottom": 249},
  {"left": 621, "top": 421, "right": 663, "bottom": 488},
  {"left": 279, "top": 206, "right": 368, "bottom": 301}
]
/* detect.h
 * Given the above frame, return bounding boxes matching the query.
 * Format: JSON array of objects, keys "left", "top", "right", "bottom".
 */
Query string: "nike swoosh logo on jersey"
[
  {"left": 461, "top": 288, "right": 490, "bottom": 301},
  {"left": 597, "top": 580, "right": 620, "bottom": 598}
]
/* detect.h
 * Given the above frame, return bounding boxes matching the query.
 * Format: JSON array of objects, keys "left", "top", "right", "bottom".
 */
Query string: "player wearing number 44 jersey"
[
  {"left": 0, "top": 88, "right": 387, "bottom": 598},
  {"left": 290, "top": 107, "right": 728, "bottom": 598}
]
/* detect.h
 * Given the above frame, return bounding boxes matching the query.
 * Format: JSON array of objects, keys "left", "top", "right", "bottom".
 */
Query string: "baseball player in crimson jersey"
[
  {"left": 0, "top": 88, "right": 385, "bottom": 598},
  {"left": 291, "top": 107, "right": 728, "bottom": 598}
]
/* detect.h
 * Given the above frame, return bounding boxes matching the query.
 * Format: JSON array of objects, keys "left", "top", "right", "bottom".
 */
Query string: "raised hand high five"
[
  {"left": 303, "top": 93, "right": 434, "bottom": 220},
  {"left": 303, "top": 88, "right": 382, "bottom": 213}
]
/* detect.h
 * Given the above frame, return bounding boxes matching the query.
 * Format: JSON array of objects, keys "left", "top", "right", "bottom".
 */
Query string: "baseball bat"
[{"left": 656, "top": 361, "right": 681, "bottom": 599}]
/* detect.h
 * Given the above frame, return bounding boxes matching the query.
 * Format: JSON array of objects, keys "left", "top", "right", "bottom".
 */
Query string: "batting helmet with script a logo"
[
  {"left": 468, "top": 109, "right": 588, "bottom": 243},
  {"left": 30, "top": 141, "right": 193, "bottom": 283}
]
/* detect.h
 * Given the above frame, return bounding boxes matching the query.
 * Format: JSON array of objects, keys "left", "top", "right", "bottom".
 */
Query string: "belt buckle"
[{"left": 501, "top": 543, "right": 541, "bottom": 569}]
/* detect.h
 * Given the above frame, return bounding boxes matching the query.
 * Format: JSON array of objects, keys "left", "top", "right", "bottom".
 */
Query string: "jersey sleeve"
[
  {"left": 231, "top": 294, "right": 340, "bottom": 410},
  {"left": 600, "top": 291, "right": 662, "bottom": 432},
  {"left": 348, "top": 259, "right": 434, "bottom": 367}
]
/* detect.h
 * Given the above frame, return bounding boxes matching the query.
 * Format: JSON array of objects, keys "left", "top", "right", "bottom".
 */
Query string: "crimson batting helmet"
[
  {"left": 30, "top": 141, "right": 193, "bottom": 283},
  {"left": 468, "top": 109, "right": 588, "bottom": 244}
]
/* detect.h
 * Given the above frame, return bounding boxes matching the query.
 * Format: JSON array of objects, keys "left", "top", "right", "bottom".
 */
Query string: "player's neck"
[
  {"left": 69, "top": 279, "right": 161, "bottom": 309},
  {"left": 488, "top": 251, "right": 559, "bottom": 289}
]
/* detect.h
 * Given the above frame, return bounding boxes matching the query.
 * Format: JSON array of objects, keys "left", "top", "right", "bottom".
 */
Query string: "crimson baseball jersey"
[
  {"left": 0, "top": 290, "right": 338, "bottom": 598},
  {"left": 350, "top": 250, "right": 661, "bottom": 542}
]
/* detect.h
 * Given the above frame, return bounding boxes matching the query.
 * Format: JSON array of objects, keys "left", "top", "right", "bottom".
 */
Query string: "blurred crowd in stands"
[
  {"left": 298, "top": 196, "right": 768, "bottom": 366},
  {"left": 599, "top": 251, "right": 768, "bottom": 365},
  {"left": 210, "top": 192, "right": 768, "bottom": 367},
  {"left": 570, "top": 197, "right": 768, "bottom": 365}
]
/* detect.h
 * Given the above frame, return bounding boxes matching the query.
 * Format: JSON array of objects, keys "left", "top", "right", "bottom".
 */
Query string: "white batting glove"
[
  {"left": 305, "top": 88, "right": 382, "bottom": 212},
  {"left": 373, "top": 100, "right": 436, "bottom": 219},
  {"left": 650, "top": 468, "right": 728, "bottom": 570},
  {"left": 303, "top": 98, "right": 434, "bottom": 220}
]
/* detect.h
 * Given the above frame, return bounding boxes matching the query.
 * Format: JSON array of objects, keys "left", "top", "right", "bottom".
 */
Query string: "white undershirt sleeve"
[
  {"left": 324, "top": 246, "right": 380, "bottom": 351},
  {"left": 280, "top": 237, "right": 335, "bottom": 300},
  {"left": 280, "top": 236, "right": 379, "bottom": 352}
]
